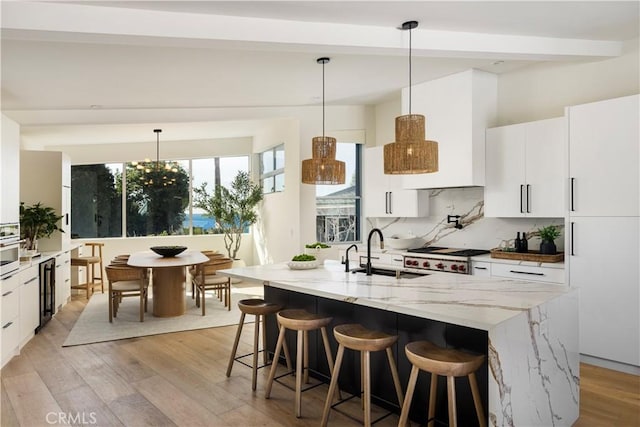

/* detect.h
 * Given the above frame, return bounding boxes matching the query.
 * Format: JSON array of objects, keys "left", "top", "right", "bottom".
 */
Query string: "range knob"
[
  {"left": 412, "top": 260, "right": 419, "bottom": 266},
  {"left": 405, "top": 260, "right": 412, "bottom": 267},
  {"left": 451, "top": 264, "right": 458, "bottom": 271},
  {"left": 422, "top": 261, "right": 430, "bottom": 268},
  {"left": 436, "top": 263, "right": 445, "bottom": 269},
  {"left": 459, "top": 265, "right": 466, "bottom": 272}
]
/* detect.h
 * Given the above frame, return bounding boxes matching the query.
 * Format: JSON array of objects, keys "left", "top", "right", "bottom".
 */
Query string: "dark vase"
[{"left": 540, "top": 240, "right": 557, "bottom": 255}]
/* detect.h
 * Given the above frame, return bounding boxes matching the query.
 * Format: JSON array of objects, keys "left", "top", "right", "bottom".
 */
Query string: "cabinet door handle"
[
  {"left": 25, "top": 277, "right": 38, "bottom": 284},
  {"left": 2, "top": 290, "right": 13, "bottom": 297},
  {"left": 388, "top": 192, "right": 393, "bottom": 214},
  {"left": 570, "top": 177, "right": 575, "bottom": 211},
  {"left": 570, "top": 222, "right": 575, "bottom": 256},
  {"left": 474, "top": 266, "right": 488, "bottom": 270},
  {"left": 520, "top": 184, "right": 524, "bottom": 213},
  {"left": 2, "top": 321, "right": 13, "bottom": 329},
  {"left": 384, "top": 192, "right": 389, "bottom": 214},
  {"left": 509, "top": 270, "right": 544, "bottom": 276},
  {"left": 526, "top": 184, "right": 531, "bottom": 213},
  {"left": 65, "top": 213, "right": 69, "bottom": 225}
]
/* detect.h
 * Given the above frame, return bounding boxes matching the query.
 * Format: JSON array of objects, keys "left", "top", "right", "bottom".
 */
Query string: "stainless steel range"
[{"left": 403, "top": 246, "right": 490, "bottom": 275}]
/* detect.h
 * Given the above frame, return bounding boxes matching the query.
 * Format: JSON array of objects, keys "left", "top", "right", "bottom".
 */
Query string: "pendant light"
[
  {"left": 301, "top": 57, "right": 346, "bottom": 185},
  {"left": 133, "top": 129, "right": 178, "bottom": 187},
  {"left": 384, "top": 21, "right": 438, "bottom": 174}
]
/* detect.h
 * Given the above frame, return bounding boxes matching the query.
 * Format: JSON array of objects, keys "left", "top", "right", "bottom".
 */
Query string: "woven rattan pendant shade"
[
  {"left": 302, "top": 136, "right": 346, "bottom": 184},
  {"left": 301, "top": 57, "right": 346, "bottom": 185},
  {"left": 384, "top": 20, "right": 439, "bottom": 175},
  {"left": 384, "top": 114, "right": 438, "bottom": 174}
]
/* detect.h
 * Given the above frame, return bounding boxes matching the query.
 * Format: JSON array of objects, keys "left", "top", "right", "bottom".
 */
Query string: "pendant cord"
[
  {"left": 322, "top": 60, "right": 325, "bottom": 138},
  {"left": 408, "top": 25, "right": 412, "bottom": 116},
  {"left": 156, "top": 131, "right": 159, "bottom": 171}
]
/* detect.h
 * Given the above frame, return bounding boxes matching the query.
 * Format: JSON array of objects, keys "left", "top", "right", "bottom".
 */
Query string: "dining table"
[{"left": 127, "top": 250, "right": 208, "bottom": 317}]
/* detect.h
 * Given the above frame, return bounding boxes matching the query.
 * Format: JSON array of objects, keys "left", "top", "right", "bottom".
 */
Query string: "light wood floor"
[{"left": 1, "top": 295, "right": 639, "bottom": 427}]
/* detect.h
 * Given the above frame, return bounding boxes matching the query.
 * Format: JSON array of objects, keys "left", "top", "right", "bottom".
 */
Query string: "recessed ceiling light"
[
  {"left": 492, "top": 60, "right": 504, "bottom": 66},
  {"left": 89, "top": 104, "right": 102, "bottom": 109}
]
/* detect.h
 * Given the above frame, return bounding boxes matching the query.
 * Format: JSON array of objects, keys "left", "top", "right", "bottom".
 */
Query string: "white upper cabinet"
[
  {"left": 400, "top": 69, "right": 497, "bottom": 189},
  {"left": 485, "top": 117, "right": 566, "bottom": 217},
  {"left": 1, "top": 115, "right": 20, "bottom": 224},
  {"left": 364, "top": 146, "right": 429, "bottom": 218},
  {"left": 567, "top": 94, "right": 639, "bottom": 216}
]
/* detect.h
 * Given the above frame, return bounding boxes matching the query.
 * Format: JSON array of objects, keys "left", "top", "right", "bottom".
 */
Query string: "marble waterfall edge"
[{"left": 488, "top": 290, "right": 579, "bottom": 426}]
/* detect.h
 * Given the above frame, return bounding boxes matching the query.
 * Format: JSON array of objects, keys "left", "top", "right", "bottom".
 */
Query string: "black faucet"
[
  {"left": 344, "top": 244, "right": 358, "bottom": 272},
  {"left": 366, "top": 228, "right": 384, "bottom": 275}
]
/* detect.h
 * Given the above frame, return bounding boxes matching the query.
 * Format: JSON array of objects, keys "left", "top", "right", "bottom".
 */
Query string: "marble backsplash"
[{"left": 367, "top": 187, "right": 565, "bottom": 251}]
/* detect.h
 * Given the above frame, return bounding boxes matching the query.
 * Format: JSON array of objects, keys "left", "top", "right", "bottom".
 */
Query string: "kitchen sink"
[{"left": 350, "top": 267, "right": 427, "bottom": 279}]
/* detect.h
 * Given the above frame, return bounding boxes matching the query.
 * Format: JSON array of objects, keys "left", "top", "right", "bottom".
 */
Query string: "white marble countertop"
[{"left": 220, "top": 261, "right": 574, "bottom": 331}]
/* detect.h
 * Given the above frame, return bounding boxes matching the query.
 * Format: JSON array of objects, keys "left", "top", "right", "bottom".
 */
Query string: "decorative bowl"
[
  {"left": 150, "top": 245, "right": 187, "bottom": 257},
  {"left": 287, "top": 260, "right": 319, "bottom": 270},
  {"left": 385, "top": 234, "right": 420, "bottom": 250}
]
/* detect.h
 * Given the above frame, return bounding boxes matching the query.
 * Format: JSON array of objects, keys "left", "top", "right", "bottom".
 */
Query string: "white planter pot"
[{"left": 303, "top": 247, "right": 332, "bottom": 264}]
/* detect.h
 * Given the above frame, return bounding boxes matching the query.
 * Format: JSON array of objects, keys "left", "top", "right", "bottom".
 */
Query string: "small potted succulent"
[{"left": 537, "top": 225, "right": 561, "bottom": 255}]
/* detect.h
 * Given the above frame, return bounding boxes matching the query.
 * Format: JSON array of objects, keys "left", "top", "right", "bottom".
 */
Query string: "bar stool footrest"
[
  {"left": 329, "top": 392, "right": 398, "bottom": 425},
  {"left": 273, "top": 367, "right": 328, "bottom": 394},
  {"left": 234, "top": 351, "right": 273, "bottom": 371}
]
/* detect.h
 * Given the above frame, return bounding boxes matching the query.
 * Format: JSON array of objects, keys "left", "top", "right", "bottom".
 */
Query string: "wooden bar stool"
[
  {"left": 226, "top": 298, "right": 292, "bottom": 391},
  {"left": 265, "top": 309, "right": 336, "bottom": 418},
  {"left": 70, "top": 242, "right": 105, "bottom": 298},
  {"left": 398, "top": 341, "right": 486, "bottom": 427},
  {"left": 320, "top": 324, "right": 404, "bottom": 427}
]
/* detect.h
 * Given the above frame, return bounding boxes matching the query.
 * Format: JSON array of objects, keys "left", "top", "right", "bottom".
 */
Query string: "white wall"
[
  {"left": 497, "top": 40, "right": 639, "bottom": 125},
  {"left": 374, "top": 97, "right": 401, "bottom": 147}
]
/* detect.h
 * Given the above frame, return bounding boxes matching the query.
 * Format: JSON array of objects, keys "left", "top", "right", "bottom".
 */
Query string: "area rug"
[{"left": 63, "top": 285, "right": 264, "bottom": 347}]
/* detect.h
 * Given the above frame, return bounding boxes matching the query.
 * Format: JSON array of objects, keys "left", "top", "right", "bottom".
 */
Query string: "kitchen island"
[{"left": 221, "top": 261, "right": 579, "bottom": 426}]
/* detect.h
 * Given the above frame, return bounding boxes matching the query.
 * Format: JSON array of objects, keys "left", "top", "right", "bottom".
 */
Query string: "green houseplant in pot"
[
  {"left": 193, "top": 171, "right": 263, "bottom": 260},
  {"left": 537, "top": 225, "right": 561, "bottom": 255},
  {"left": 19, "top": 202, "right": 64, "bottom": 252}
]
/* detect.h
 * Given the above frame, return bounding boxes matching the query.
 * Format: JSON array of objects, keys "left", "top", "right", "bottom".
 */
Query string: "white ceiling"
[{"left": 1, "top": 1, "right": 638, "bottom": 146}]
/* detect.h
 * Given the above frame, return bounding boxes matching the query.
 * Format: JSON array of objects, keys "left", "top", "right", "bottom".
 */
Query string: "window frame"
[{"left": 259, "top": 144, "right": 285, "bottom": 194}]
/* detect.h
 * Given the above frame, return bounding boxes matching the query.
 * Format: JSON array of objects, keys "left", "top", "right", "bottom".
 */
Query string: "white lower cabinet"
[
  {"left": 471, "top": 261, "right": 491, "bottom": 277},
  {"left": 19, "top": 265, "right": 40, "bottom": 344},
  {"left": 569, "top": 216, "right": 639, "bottom": 367},
  {"left": 54, "top": 252, "right": 71, "bottom": 311},
  {"left": 1, "top": 272, "right": 21, "bottom": 366},
  {"left": 490, "top": 262, "right": 565, "bottom": 284}
]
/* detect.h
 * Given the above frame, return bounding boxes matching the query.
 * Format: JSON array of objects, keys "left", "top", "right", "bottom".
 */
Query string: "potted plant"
[
  {"left": 537, "top": 225, "right": 561, "bottom": 255},
  {"left": 304, "top": 242, "right": 332, "bottom": 264},
  {"left": 19, "top": 202, "right": 64, "bottom": 252},
  {"left": 193, "top": 171, "right": 263, "bottom": 260}
]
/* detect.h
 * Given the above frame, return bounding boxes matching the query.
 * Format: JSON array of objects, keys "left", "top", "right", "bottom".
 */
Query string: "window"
[
  {"left": 70, "top": 156, "right": 249, "bottom": 238},
  {"left": 70, "top": 163, "right": 122, "bottom": 238},
  {"left": 315, "top": 143, "right": 361, "bottom": 243},
  {"left": 259, "top": 144, "right": 285, "bottom": 194}
]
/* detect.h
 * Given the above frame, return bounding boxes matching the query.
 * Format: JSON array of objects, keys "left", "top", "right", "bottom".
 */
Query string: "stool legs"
[
  {"left": 265, "top": 324, "right": 287, "bottom": 399},
  {"left": 321, "top": 344, "right": 403, "bottom": 427},
  {"left": 469, "top": 372, "right": 487, "bottom": 427},
  {"left": 226, "top": 312, "right": 246, "bottom": 378},
  {"left": 428, "top": 373, "right": 437, "bottom": 427},
  {"left": 398, "top": 365, "right": 419, "bottom": 427}
]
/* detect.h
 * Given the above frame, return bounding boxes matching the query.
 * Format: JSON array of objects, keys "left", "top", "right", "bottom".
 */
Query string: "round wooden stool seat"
[
  {"left": 276, "top": 309, "right": 332, "bottom": 331},
  {"left": 405, "top": 341, "right": 485, "bottom": 377},
  {"left": 334, "top": 323, "right": 398, "bottom": 352},
  {"left": 399, "top": 340, "right": 487, "bottom": 427},
  {"left": 71, "top": 256, "right": 100, "bottom": 266},
  {"left": 238, "top": 298, "right": 282, "bottom": 316}
]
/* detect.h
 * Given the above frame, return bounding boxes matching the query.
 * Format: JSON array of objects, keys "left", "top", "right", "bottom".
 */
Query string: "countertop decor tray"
[{"left": 490, "top": 249, "right": 564, "bottom": 263}]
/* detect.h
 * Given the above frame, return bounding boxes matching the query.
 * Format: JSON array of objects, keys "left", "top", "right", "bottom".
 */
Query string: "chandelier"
[
  {"left": 130, "top": 129, "right": 179, "bottom": 187},
  {"left": 384, "top": 21, "right": 439, "bottom": 174},
  {"left": 301, "top": 57, "right": 346, "bottom": 185}
]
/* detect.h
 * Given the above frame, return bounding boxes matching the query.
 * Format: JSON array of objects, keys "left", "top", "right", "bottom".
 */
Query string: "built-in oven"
[{"left": 0, "top": 223, "right": 20, "bottom": 278}]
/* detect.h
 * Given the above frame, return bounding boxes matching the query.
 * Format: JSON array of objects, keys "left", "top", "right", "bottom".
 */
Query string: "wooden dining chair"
[
  {"left": 105, "top": 265, "right": 149, "bottom": 322},
  {"left": 193, "top": 255, "right": 233, "bottom": 315},
  {"left": 188, "top": 250, "right": 223, "bottom": 298}
]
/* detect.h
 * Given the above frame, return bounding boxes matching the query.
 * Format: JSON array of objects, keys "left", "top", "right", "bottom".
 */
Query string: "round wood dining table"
[{"left": 127, "top": 250, "right": 208, "bottom": 317}]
